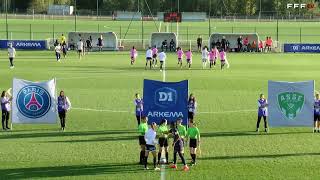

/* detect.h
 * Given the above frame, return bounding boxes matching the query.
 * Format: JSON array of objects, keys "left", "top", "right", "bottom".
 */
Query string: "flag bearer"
[
  {"left": 57, "top": 91, "right": 71, "bottom": 131},
  {"left": 256, "top": 93, "right": 268, "bottom": 133}
]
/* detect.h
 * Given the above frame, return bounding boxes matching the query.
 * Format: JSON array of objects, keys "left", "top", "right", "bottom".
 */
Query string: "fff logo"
[
  {"left": 286, "top": 3, "right": 316, "bottom": 9},
  {"left": 155, "top": 87, "right": 177, "bottom": 107}
]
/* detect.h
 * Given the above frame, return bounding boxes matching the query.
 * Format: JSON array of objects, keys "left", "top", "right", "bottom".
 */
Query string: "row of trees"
[{"left": 0, "top": 0, "right": 319, "bottom": 16}]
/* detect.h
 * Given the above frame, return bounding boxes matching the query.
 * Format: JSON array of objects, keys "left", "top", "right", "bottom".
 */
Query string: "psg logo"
[{"left": 16, "top": 85, "right": 51, "bottom": 119}]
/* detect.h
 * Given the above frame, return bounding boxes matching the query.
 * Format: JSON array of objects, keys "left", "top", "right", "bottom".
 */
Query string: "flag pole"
[
  {"left": 10, "top": 78, "right": 14, "bottom": 131},
  {"left": 162, "top": 61, "right": 166, "bottom": 82},
  {"left": 55, "top": 78, "right": 58, "bottom": 125}
]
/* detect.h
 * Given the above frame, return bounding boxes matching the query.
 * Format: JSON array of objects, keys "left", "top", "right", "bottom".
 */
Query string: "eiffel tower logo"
[{"left": 25, "top": 92, "right": 42, "bottom": 110}]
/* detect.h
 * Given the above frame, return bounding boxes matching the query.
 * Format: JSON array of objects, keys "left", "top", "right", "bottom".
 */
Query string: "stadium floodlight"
[
  {"left": 259, "top": 0, "right": 262, "bottom": 20},
  {"left": 96, "top": 0, "right": 99, "bottom": 20},
  {"left": 74, "top": 0, "right": 77, "bottom": 32},
  {"left": 5, "top": 0, "right": 8, "bottom": 40}
]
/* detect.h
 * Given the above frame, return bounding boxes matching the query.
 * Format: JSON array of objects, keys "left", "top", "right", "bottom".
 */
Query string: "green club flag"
[
  {"left": 268, "top": 81, "right": 314, "bottom": 127},
  {"left": 277, "top": 92, "right": 304, "bottom": 120}
]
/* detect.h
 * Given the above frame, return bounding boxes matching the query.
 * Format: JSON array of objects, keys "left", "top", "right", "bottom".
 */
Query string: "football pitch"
[{"left": 0, "top": 50, "right": 320, "bottom": 179}]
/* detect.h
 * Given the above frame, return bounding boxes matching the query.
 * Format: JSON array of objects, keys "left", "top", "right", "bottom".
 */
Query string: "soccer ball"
[{"left": 159, "top": 157, "right": 167, "bottom": 164}]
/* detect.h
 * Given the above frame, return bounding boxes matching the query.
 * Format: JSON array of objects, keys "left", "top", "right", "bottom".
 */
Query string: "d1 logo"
[
  {"left": 16, "top": 85, "right": 52, "bottom": 119},
  {"left": 277, "top": 92, "right": 304, "bottom": 120},
  {"left": 155, "top": 87, "right": 177, "bottom": 107}
]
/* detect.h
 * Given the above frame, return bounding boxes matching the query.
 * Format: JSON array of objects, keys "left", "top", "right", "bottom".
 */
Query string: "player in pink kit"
[
  {"left": 130, "top": 46, "right": 138, "bottom": 65},
  {"left": 219, "top": 49, "right": 230, "bottom": 70},
  {"left": 152, "top": 46, "right": 158, "bottom": 67},
  {"left": 177, "top": 47, "right": 184, "bottom": 68},
  {"left": 209, "top": 46, "right": 219, "bottom": 69},
  {"left": 185, "top": 49, "right": 193, "bottom": 69}
]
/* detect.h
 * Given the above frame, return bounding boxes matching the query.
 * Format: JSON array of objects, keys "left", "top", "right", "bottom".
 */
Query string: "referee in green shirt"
[
  {"left": 177, "top": 118, "right": 187, "bottom": 143},
  {"left": 138, "top": 116, "right": 148, "bottom": 164},
  {"left": 157, "top": 119, "right": 169, "bottom": 164},
  {"left": 187, "top": 119, "right": 200, "bottom": 166}
]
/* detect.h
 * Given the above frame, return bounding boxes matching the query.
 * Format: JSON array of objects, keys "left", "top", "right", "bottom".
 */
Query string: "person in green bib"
[
  {"left": 138, "top": 116, "right": 148, "bottom": 164},
  {"left": 187, "top": 119, "right": 200, "bottom": 166},
  {"left": 157, "top": 119, "right": 169, "bottom": 164}
]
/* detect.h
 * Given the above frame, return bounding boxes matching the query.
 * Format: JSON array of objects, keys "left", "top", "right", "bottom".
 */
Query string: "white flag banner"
[
  {"left": 268, "top": 80, "right": 314, "bottom": 127},
  {"left": 12, "top": 78, "right": 57, "bottom": 124}
]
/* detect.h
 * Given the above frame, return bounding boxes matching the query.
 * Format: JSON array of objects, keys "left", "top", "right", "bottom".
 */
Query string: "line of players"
[{"left": 130, "top": 46, "right": 230, "bottom": 70}]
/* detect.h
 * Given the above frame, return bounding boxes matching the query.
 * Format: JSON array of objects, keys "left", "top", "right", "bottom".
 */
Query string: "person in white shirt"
[
  {"left": 55, "top": 44, "right": 61, "bottom": 62},
  {"left": 77, "top": 39, "right": 84, "bottom": 60},
  {"left": 145, "top": 47, "right": 153, "bottom": 70},
  {"left": 57, "top": 90, "right": 71, "bottom": 131},
  {"left": 201, "top": 46, "right": 209, "bottom": 69},
  {"left": 7, "top": 43, "right": 16, "bottom": 69},
  {"left": 158, "top": 50, "right": 166, "bottom": 71},
  {"left": 144, "top": 122, "right": 160, "bottom": 171},
  {"left": 1, "top": 90, "right": 12, "bottom": 130}
]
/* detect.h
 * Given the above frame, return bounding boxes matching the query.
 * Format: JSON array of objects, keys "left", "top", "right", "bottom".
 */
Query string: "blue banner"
[
  {"left": 143, "top": 79, "right": 189, "bottom": 126},
  {"left": 0, "top": 40, "right": 47, "bottom": 50},
  {"left": 284, "top": 44, "right": 320, "bottom": 53}
]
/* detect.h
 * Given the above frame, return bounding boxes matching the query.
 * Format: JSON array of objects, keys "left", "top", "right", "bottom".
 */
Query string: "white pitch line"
[
  {"left": 199, "top": 109, "right": 256, "bottom": 114},
  {"left": 72, "top": 107, "right": 256, "bottom": 114},
  {"left": 72, "top": 107, "right": 130, "bottom": 113}
]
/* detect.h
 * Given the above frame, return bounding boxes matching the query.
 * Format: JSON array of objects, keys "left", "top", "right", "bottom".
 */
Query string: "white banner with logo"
[
  {"left": 268, "top": 80, "right": 314, "bottom": 127},
  {"left": 12, "top": 78, "right": 57, "bottom": 124}
]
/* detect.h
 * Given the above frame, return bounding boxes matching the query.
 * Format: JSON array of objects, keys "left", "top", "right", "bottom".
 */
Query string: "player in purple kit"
[
  {"left": 219, "top": 49, "right": 227, "bottom": 70},
  {"left": 130, "top": 46, "right": 138, "bottom": 65},
  {"left": 169, "top": 132, "right": 189, "bottom": 171},
  {"left": 185, "top": 49, "right": 193, "bottom": 69},
  {"left": 152, "top": 46, "right": 158, "bottom": 67},
  {"left": 134, "top": 93, "right": 143, "bottom": 126},
  {"left": 256, "top": 93, "right": 268, "bottom": 133},
  {"left": 176, "top": 47, "right": 184, "bottom": 68},
  {"left": 314, "top": 93, "right": 320, "bottom": 133}
]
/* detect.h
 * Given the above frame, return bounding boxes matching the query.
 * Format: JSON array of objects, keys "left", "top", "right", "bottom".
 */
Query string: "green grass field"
[
  {"left": 0, "top": 50, "right": 320, "bottom": 179},
  {"left": 1, "top": 18, "right": 320, "bottom": 43}
]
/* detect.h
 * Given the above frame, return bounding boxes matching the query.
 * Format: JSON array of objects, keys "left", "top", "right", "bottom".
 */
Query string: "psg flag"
[
  {"left": 143, "top": 79, "right": 189, "bottom": 125},
  {"left": 12, "top": 78, "right": 57, "bottom": 124}
]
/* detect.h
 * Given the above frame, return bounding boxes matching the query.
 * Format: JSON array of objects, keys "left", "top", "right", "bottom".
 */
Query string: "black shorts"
[
  {"left": 2, "top": 110, "right": 10, "bottom": 120},
  {"left": 146, "top": 144, "right": 156, "bottom": 152},
  {"left": 146, "top": 57, "right": 152, "bottom": 61},
  {"left": 139, "top": 135, "right": 146, "bottom": 145},
  {"left": 315, "top": 114, "right": 320, "bottom": 121},
  {"left": 158, "top": 137, "right": 168, "bottom": 147},
  {"left": 153, "top": 54, "right": 157, "bottom": 58},
  {"left": 58, "top": 110, "right": 66, "bottom": 119},
  {"left": 188, "top": 111, "right": 194, "bottom": 120},
  {"left": 174, "top": 141, "right": 184, "bottom": 152},
  {"left": 78, "top": 50, "right": 82, "bottom": 53},
  {"left": 189, "top": 139, "right": 198, "bottom": 148}
]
